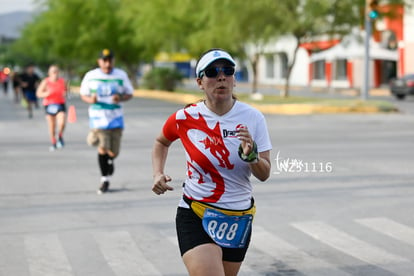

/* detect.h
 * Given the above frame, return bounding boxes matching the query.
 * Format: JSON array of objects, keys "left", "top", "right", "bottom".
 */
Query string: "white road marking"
[
  {"left": 356, "top": 217, "right": 414, "bottom": 246},
  {"left": 292, "top": 221, "right": 409, "bottom": 273},
  {"left": 25, "top": 233, "right": 73, "bottom": 276},
  {"left": 251, "top": 226, "right": 351, "bottom": 276},
  {"left": 93, "top": 231, "right": 162, "bottom": 276}
]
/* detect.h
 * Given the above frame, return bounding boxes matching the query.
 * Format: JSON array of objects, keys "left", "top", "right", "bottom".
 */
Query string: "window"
[
  {"left": 381, "top": 30, "right": 397, "bottom": 50},
  {"left": 335, "top": 59, "right": 347, "bottom": 80},
  {"left": 313, "top": 60, "right": 325, "bottom": 80},
  {"left": 265, "top": 55, "right": 274, "bottom": 78},
  {"left": 279, "top": 53, "right": 288, "bottom": 78}
]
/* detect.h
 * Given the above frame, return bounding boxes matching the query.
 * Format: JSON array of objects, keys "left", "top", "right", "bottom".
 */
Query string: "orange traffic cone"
[{"left": 67, "top": 105, "right": 77, "bottom": 123}]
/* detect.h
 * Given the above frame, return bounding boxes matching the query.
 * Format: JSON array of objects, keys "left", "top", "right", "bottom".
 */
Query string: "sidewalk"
[
  {"left": 69, "top": 84, "right": 396, "bottom": 115},
  {"left": 181, "top": 79, "right": 391, "bottom": 98},
  {"left": 133, "top": 88, "right": 396, "bottom": 115}
]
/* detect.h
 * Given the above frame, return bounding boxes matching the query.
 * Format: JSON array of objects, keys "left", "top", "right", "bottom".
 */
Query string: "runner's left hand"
[
  {"left": 237, "top": 125, "right": 254, "bottom": 155},
  {"left": 112, "top": 94, "right": 121, "bottom": 103}
]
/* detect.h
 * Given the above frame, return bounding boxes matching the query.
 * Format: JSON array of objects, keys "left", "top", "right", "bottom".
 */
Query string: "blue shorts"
[{"left": 23, "top": 90, "right": 37, "bottom": 102}]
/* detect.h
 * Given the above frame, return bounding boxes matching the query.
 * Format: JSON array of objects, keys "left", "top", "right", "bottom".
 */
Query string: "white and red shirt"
[{"left": 163, "top": 101, "right": 272, "bottom": 210}]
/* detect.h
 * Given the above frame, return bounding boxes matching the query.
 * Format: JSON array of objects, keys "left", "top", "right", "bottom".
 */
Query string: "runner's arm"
[
  {"left": 36, "top": 79, "right": 48, "bottom": 98},
  {"left": 249, "top": 150, "right": 271, "bottom": 181},
  {"left": 80, "top": 94, "right": 97, "bottom": 104},
  {"left": 112, "top": 93, "right": 132, "bottom": 103},
  {"left": 152, "top": 133, "right": 174, "bottom": 195}
]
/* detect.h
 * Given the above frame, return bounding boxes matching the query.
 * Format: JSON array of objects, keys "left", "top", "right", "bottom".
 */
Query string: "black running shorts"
[
  {"left": 44, "top": 103, "right": 66, "bottom": 115},
  {"left": 175, "top": 207, "right": 251, "bottom": 262}
]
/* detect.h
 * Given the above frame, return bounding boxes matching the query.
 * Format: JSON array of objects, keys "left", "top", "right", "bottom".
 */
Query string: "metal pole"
[{"left": 362, "top": 5, "right": 371, "bottom": 101}]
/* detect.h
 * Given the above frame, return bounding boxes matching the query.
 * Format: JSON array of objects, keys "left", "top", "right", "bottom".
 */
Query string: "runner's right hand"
[{"left": 152, "top": 174, "right": 174, "bottom": 195}]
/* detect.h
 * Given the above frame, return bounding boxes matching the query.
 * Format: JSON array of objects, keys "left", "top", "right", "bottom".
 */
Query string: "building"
[{"left": 252, "top": 3, "right": 413, "bottom": 91}]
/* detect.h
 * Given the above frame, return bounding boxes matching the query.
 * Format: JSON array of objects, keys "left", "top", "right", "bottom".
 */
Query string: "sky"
[{"left": 0, "top": 0, "right": 35, "bottom": 14}]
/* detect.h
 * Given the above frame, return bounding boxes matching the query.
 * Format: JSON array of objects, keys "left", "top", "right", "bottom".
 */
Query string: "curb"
[
  {"left": 134, "top": 90, "right": 201, "bottom": 105},
  {"left": 249, "top": 103, "right": 381, "bottom": 115},
  {"left": 133, "top": 89, "right": 395, "bottom": 115}
]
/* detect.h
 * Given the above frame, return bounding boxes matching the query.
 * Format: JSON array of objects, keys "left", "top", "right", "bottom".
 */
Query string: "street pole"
[{"left": 362, "top": 7, "right": 371, "bottom": 101}]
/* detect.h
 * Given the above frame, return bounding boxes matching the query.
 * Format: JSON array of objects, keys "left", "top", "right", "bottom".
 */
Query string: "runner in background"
[
  {"left": 36, "top": 65, "right": 67, "bottom": 151},
  {"left": 0, "top": 67, "right": 10, "bottom": 96},
  {"left": 80, "top": 49, "right": 133, "bottom": 194},
  {"left": 11, "top": 69, "right": 21, "bottom": 104},
  {"left": 20, "top": 63, "right": 41, "bottom": 118}
]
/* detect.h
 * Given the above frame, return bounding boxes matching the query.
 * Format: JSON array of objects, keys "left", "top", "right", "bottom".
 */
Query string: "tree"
[
  {"left": 274, "top": 0, "right": 407, "bottom": 97},
  {"left": 118, "top": 0, "right": 189, "bottom": 62},
  {"left": 119, "top": 0, "right": 286, "bottom": 93},
  {"left": 169, "top": 0, "right": 286, "bottom": 94},
  {"left": 277, "top": 0, "right": 340, "bottom": 97},
  {"left": 7, "top": 0, "right": 409, "bottom": 95},
  {"left": 9, "top": 0, "right": 145, "bottom": 84},
  {"left": 233, "top": 0, "right": 286, "bottom": 94},
  {"left": 125, "top": 0, "right": 409, "bottom": 96}
]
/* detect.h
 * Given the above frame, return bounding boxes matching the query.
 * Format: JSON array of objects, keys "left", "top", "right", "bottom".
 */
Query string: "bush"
[{"left": 142, "top": 67, "right": 183, "bottom": 91}]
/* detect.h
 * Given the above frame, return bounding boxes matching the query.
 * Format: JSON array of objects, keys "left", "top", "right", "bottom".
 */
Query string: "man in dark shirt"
[{"left": 20, "top": 63, "right": 41, "bottom": 118}]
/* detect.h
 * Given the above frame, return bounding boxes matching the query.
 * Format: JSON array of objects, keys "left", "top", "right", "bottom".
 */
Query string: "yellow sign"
[{"left": 155, "top": 52, "right": 193, "bottom": 62}]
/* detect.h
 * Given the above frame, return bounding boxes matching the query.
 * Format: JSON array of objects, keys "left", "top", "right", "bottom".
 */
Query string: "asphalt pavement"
[{"left": 1, "top": 89, "right": 414, "bottom": 276}]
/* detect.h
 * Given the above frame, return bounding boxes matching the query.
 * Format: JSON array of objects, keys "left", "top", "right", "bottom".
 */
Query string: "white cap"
[{"left": 195, "top": 49, "right": 236, "bottom": 77}]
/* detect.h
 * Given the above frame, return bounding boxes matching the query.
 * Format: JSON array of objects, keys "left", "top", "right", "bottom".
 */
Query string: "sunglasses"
[{"left": 199, "top": 66, "right": 235, "bottom": 78}]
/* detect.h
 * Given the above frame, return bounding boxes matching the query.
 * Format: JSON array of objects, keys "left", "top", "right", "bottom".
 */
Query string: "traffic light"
[{"left": 368, "top": 0, "right": 379, "bottom": 19}]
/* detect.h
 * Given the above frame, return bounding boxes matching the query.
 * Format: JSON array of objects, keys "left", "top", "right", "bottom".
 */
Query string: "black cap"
[{"left": 99, "top": 49, "right": 114, "bottom": 59}]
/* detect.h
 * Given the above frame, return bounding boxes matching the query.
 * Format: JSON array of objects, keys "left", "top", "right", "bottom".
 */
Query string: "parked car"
[{"left": 390, "top": 74, "right": 414, "bottom": 100}]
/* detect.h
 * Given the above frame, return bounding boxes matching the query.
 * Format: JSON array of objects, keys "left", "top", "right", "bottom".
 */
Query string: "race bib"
[
  {"left": 46, "top": 104, "right": 60, "bottom": 115},
  {"left": 202, "top": 208, "right": 253, "bottom": 248}
]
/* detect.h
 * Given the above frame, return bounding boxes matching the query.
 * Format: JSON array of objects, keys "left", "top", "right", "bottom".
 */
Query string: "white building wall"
[
  {"left": 353, "top": 59, "right": 365, "bottom": 88},
  {"left": 403, "top": 5, "right": 414, "bottom": 73},
  {"left": 249, "top": 35, "right": 309, "bottom": 87}
]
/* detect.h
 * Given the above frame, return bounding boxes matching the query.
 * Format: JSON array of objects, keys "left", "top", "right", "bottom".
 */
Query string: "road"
[{"left": 0, "top": 91, "right": 413, "bottom": 276}]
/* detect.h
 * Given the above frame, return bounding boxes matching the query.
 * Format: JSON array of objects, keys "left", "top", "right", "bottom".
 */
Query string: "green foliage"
[
  {"left": 2, "top": 0, "right": 408, "bottom": 94},
  {"left": 142, "top": 67, "right": 183, "bottom": 92},
  {"left": 8, "top": 0, "right": 146, "bottom": 79}
]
